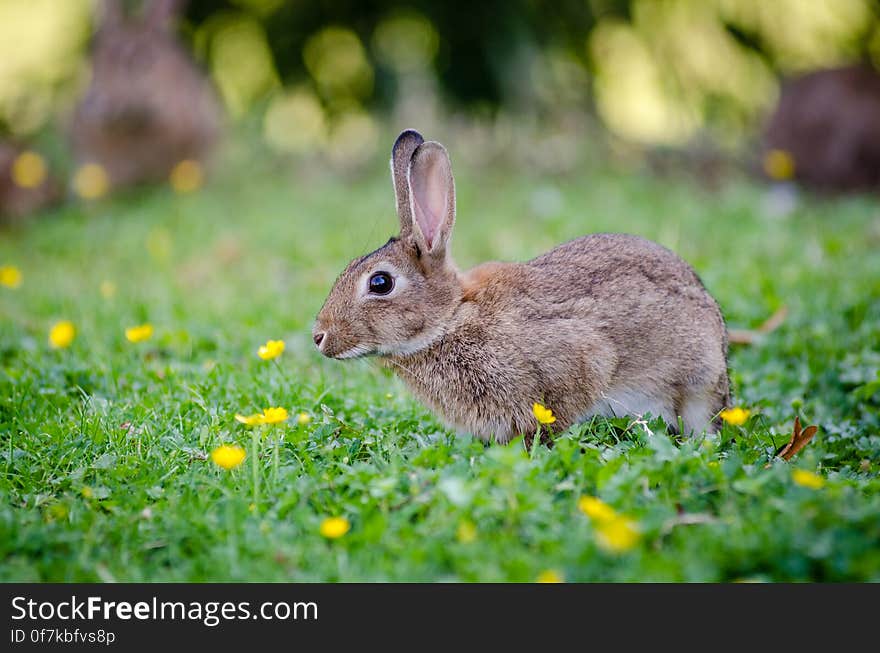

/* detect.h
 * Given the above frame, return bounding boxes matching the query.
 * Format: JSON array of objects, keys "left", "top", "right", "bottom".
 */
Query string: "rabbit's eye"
[{"left": 368, "top": 271, "right": 394, "bottom": 295}]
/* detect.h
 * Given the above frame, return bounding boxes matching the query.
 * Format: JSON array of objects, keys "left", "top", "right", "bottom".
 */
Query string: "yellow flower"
[
  {"left": 763, "top": 149, "right": 795, "bottom": 181},
  {"left": 235, "top": 413, "right": 263, "bottom": 426},
  {"left": 532, "top": 402, "right": 556, "bottom": 425},
  {"left": 0, "top": 265, "right": 23, "bottom": 289},
  {"left": 319, "top": 516, "right": 350, "bottom": 539},
  {"left": 211, "top": 444, "right": 246, "bottom": 470},
  {"left": 100, "top": 280, "right": 116, "bottom": 299},
  {"left": 595, "top": 516, "right": 641, "bottom": 553},
  {"left": 536, "top": 569, "right": 564, "bottom": 583},
  {"left": 297, "top": 412, "right": 311, "bottom": 425},
  {"left": 11, "top": 151, "right": 47, "bottom": 188},
  {"left": 261, "top": 407, "right": 288, "bottom": 424},
  {"left": 577, "top": 496, "right": 617, "bottom": 521},
  {"left": 578, "top": 496, "right": 641, "bottom": 553},
  {"left": 792, "top": 469, "right": 825, "bottom": 490},
  {"left": 257, "top": 339, "right": 285, "bottom": 360},
  {"left": 169, "top": 159, "right": 204, "bottom": 194},
  {"left": 81, "top": 487, "right": 94, "bottom": 499},
  {"left": 73, "top": 163, "right": 109, "bottom": 199},
  {"left": 49, "top": 321, "right": 76, "bottom": 349},
  {"left": 720, "top": 407, "right": 750, "bottom": 426},
  {"left": 125, "top": 323, "right": 154, "bottom": 343},
  {"left": 456, "top": 520, "right": 477, "bottom": 544},
  {"left": 235, "top": 407, "right": 289, "bottom": 426}
]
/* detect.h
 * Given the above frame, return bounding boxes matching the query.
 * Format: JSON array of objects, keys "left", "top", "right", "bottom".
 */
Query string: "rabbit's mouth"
[
  {"left": 331, "top": 344, "right": 374, "bottom": 360},
  {"left": 313, "top": 329, "right": 374, "bottom": 360}
]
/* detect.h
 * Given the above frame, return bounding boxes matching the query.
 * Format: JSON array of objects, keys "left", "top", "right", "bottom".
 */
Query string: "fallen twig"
[{"left": 729, "top": 305, "right": 789, "bottom": 345}]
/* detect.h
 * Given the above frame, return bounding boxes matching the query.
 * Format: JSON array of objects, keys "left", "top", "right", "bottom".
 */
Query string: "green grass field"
[{"left": 2, "top": 151, "right": 879, "bottom": 581}]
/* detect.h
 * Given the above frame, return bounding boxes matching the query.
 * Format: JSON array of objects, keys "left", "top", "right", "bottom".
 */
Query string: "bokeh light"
[
  {"left": 529, "top": 48, "right": 591, "bottom": 109},
  {"left": 11, "top": 151, "right": 48, "bottom": 189},
  {"left": 718, "top": 0, "right": 873, "bottom": 71},
  {"left": 72, "top": 163, "right": 109, "bottom": 200},
  {"left": 587, "top": 0, "right": 873, "bottom": 145},
  {"left": 763, "top": 149, "right": 796, "bottom": 181},
  {"left": 303, "top": 27, "right": 374, "bottom": 103},
  {"left": 0, "top": 0, "right": 89, "bottom": 135},
  {"left": 203, "top": 13, "right": 280, "bottom": 117},
  {"left": 0, "top": 0, "right": 876, "bottom": 181},
  {"left": 372, "top": 11, "right": 440, "bottom": 73},
  {"left": 263, "top": 88, "right": 328, "bottom": 154},
  {"left": 326, "top": 109, "right": 379, "bottom": 168},
  {"left": 169, "top": 160, "right": 205, "bottom": 194},
  {"left": 590, "top": 19, "right": 700, "bottom": 145}
]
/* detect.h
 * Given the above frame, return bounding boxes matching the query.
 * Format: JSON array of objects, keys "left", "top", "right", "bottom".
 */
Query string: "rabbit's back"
[
  {"left": 524, "top": 233, "right": 727, "bottom": 385},
  {"left": 526, "top": 233, "right": 723, "bottom": 332},
  {"left": 529, "top": 233, "right": 706, "bottom": 301}
]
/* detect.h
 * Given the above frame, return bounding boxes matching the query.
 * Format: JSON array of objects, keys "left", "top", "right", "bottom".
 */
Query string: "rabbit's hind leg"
[{"left": 678, "top": 390, "right": 720, "bottom": 436}]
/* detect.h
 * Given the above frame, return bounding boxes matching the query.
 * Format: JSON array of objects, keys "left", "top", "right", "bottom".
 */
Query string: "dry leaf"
[
  {"left": 764, "top": 415, "right": 819, "bottom": 469},
  {"left": 778, "top": 415, "right": 818, "bottom": 460},
  {"left": 766, "top": 416, "right": 819, "bottom": 467},
  {"left": 729, "top": 305, "right": 789, "bottom": 345}
]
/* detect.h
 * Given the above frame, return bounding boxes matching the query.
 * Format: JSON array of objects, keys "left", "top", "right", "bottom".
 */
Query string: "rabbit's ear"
[
  {"left": 145, "top": 0, "right": 185, "bottom": 30},
  {"left": 390, "top": 129, "right": 424, "bottom": 238},
  {"left": 408, "top": 141, "right": 456, "bottom": 257}
]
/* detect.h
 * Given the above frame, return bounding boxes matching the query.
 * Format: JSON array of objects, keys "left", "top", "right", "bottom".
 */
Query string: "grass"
[{"left": 1, "top": 147, "right": 879, "bottom": 582}]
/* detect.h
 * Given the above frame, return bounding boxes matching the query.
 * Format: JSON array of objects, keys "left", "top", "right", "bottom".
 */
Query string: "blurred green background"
[{"left": 3, "top": 0, "right": 880, "bottom": 168}]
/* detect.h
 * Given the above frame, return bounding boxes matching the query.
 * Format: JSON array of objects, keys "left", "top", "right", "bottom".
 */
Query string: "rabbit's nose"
[{"left": 313, "top": 331, "right": 326, "bottom": 349}]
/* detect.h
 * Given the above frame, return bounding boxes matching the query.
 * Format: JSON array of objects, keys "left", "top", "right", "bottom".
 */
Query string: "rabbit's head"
[{"left": 314, "top": 130, "right": 462, "bottom": 359}]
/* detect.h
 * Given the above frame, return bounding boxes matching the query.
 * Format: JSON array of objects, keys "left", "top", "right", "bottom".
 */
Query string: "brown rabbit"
[
  {"left": 69, "top": 0, "right": 222, "bottom": 189},
  {"left": 761, "top": 64, "right": 880, "bottom": 192},
  {"left": 0, "top": 142, "right": 61, "bottom": 222},
  {"left": 314, "top": 130, "right": 730, "bottom": 444}
]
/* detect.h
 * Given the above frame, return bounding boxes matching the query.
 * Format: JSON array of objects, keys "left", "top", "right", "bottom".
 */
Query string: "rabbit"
[
  {"left": 313, "top": 129, "right": 730, "bottom": 445},
  {"left": 761, "top": 64, "right": 880, "bottom": 193},
  {"left": 0, "top": 142, "right": 61, "bottom": 223},
  {"left": 69, "top": 0, "right": 222, "bottom": 189}
]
